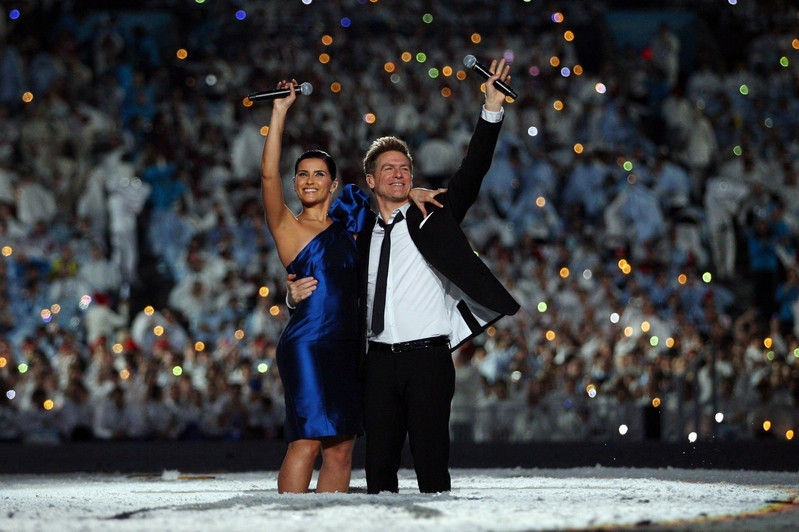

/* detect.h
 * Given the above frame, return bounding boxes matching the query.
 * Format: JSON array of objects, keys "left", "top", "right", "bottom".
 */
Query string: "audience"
[{"left": 0, "top": 0, "right": 797, "bottom": 444}]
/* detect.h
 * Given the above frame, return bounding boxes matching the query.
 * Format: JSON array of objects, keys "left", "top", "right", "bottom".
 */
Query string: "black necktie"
[{"left": 371, "top": 211, "right": 404, "bottom": 335}]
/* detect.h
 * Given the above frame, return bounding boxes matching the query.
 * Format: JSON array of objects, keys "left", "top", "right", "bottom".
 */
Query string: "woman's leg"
[
  {"left": 316, "top": 435, "right": 356, "bottom": 493},
  {"left": 278, "top": 439, "right": 322, "bottom": 493}
]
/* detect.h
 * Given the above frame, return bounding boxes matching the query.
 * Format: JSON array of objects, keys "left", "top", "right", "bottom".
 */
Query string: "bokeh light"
[
  {"left": 340, "top": 17, "right": 351, "bottom": 27},
  {"left": 22, "top": 92, "right": 33, "bottom": 103},
  {"left": 321, "top": 35, "right": 333, "bottom": 45},
  {"left": 549, "top": 56, "right": 560, "bottom": 67},
  {"left": 384, "top": 62, "right": 395, "bottom": 73},
  {"left": 401, "top": 52, "right": 412, "bottom": 62},
  {"left": 471, "top": 33, "right": 482, "bottom": 44},
  {"left": 176, "top": 49, "right": 188, "bottom": 60},
  {"left": 564, "top": 31, "right": 574, "bottom": 41},
  {"left": 553, "top": 100, "right": 564, "bottom": 111},
  {"left": 416, "top": 52, "right": 427, "bottom": 63},
  {"left": 319, "top": 53, "right": 330, "bottom": 64},
  {"left": 235, "top": 10, "right": 246, "bottom": 20},
  {"left": 363, "top": 113, "right": 376, "bottom": 124},
  {"left": 441, "top": 87, "right": 452, "bottom": 97},
  {"left": 536, "top": 196, "right": 546, "bottom": 207},
  {"left": 330, "top": 82, "right": 342, "bottom": 93}
]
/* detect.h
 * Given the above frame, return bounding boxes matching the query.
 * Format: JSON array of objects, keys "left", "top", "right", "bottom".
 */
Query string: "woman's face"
[{"left": 294, "top": 158, "right": 336, "bottom": 206}]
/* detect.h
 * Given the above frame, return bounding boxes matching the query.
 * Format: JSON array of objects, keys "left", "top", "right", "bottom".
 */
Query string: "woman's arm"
[{"left": 260, "top": 80, "right": 299, "bottom": 237}]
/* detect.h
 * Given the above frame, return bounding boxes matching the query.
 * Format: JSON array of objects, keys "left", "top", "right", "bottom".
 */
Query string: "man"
[{"left": 289, "top": 58, "right": 519, "bottom": 493}]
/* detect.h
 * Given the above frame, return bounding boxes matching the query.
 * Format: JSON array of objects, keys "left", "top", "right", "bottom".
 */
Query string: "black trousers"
[{"left": 363, "top": 344, "right": 456, "bottom": 493}]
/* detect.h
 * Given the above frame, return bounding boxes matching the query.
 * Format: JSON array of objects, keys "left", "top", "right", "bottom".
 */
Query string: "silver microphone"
[
  {"left": 463, "top": 55, "right": 518, "bottom": 99},
  {"left": 247, "top": 82, "right": 313, "bottom": 102}
]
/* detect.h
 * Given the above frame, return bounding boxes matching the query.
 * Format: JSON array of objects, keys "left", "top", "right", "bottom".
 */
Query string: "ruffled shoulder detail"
[{"left": 329, "top": 184, "right": 372, "bottom": 233}]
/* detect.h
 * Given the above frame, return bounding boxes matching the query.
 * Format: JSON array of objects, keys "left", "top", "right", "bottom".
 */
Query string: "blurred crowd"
[{"left": 0, "top": 0, "right": 798, "bottom": 445}]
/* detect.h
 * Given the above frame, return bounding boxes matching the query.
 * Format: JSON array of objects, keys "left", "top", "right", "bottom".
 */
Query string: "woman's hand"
[
  {"left": 409, "top": 187, "right": 447, "bottom": 217},
  {"left": 272, "top": 79, "right": 298, "bottom": 113}
]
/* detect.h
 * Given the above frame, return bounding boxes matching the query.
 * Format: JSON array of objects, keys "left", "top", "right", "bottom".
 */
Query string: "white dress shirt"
[{"left": 367, "top": 105, "right": 503, "bottom": 345}]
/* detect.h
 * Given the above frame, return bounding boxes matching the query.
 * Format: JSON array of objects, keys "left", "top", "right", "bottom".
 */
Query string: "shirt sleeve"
[{"left": 481, "top": 105, "right": 504, "bottom": 123}]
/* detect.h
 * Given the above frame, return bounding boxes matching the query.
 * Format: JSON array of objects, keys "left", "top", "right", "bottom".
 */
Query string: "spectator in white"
[
  {"left": 168, "top": 279, "right": 215, "bottom": 330},
  {"left": 661, "top": 87, "right": 694, "bottom": 151},
  {"left": 105, "top": 157, "right": 151, "bottom": 285},
  {"left": 450, "top": 347, "right": 482, "bottom": 442},
  {"left": 84, "top": 292, "right": 127, "bottom": 346},
  {"left": 18, "top": 388, "right": 60, "bottom": 444},
  {"left": 15, "top": 172, "right": 57, "bottom": 228},
  {"left": 686, "top": 62, "right": 723, "bottom": 107},
  {"left": 93, "top": 386, "right": 148, "bottom": 440},
  {"left": 651, "top": 153, "right": 691, "bottom": 212},
  {"left": 604, "top": 181, "right": 665, "bottom": 255},
  {"left": 650, "top": 22, "right": 680, "bottom": 89},
  {"left": 678, "top": 107, "right": 718, "bottom": 188},
  {"left": 0, "top": 39, "right": 24, "bottom": 107},
  {"left": 416, "top": 125, "right": 459, "bottom": 188},
  {"left": 703, "top": 175, "right": 749, "bottom": 280},
  {"left": 144, "top": 384, "right": 174, "bottom": 439},
  {"left": 0, "top": 201, "right": 27, "bottom": 240},
  {"left": 78, "top": 244, "right": 122, "bottom": 297},
  {"left": 58, "top": 381, "right": 94, "bottom": 441}
]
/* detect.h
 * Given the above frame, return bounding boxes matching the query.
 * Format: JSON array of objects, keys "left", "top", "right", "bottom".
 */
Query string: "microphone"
[
  {"left": 247, "top": 82, "right": 313, "bottom": 102},
  {"left": 463, "top": 55, "right": 518, "bottom": 100}
]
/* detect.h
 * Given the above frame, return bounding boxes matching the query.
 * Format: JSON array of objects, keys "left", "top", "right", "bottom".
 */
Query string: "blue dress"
[{"left": 276, "top": 185, "right": 371, "bottom": 442}]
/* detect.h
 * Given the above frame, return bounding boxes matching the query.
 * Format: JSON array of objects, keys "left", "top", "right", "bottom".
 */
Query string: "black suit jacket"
[{"left": 357, "top": 116, "right": 520, "bottom": 370}]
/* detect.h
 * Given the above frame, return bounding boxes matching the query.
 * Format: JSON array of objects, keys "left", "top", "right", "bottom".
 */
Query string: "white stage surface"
[{"left": 1, "top": 468, "right": 797, "bottom": 532}]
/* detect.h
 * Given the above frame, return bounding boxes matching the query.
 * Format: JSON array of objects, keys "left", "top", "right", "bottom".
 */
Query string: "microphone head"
[
  {"left": 299, "top": 82, "right": 313, "bottom": 96},
  {"left": 463, "top": 55, "right": 477, "bottom": 68}
]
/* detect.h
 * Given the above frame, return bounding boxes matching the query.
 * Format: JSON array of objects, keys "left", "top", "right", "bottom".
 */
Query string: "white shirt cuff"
[
  {"left": 481, "top": 105, "right": 504, "bottom": 123},
  {"left": 285, "top": 294, "right": 296, "bottom": 310}
]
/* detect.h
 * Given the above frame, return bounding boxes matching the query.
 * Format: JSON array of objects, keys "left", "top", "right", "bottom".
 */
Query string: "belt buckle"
[{"left": 391, "top": 343, "right": 402, "bottom": 353}]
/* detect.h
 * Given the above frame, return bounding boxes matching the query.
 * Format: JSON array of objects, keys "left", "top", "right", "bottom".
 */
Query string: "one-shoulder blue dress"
[{"left": 276, "top": 184, "right": 371, "bottom": 442}]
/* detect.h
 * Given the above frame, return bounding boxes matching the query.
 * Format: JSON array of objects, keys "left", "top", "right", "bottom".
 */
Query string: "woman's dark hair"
[{"left": 295, "top": 150, "right": 337, "bottom": 181}]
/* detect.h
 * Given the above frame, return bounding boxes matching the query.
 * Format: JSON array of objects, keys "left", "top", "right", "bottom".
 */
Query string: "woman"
[{"left": 260, "top": 80, "right": 440, "bottom": 493}]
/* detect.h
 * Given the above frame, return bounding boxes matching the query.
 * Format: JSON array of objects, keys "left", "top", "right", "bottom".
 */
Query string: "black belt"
[{"left": 368, "top": 335, "right": 450, "bottom": 353}]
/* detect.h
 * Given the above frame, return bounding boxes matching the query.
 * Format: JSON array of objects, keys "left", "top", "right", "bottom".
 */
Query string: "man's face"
[{"left": 366, "top": 150, "right": 412, "bottom": 204}]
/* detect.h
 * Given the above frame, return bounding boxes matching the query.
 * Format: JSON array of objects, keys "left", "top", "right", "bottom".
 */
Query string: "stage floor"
[{"left": 1, "top": 468, "right": 797, "bottom": 532}]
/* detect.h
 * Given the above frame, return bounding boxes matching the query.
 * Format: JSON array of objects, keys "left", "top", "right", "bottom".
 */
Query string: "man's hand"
[
  {"left": 409, "top": 187, "right": 447, "bottom": 218},
  {"left": 484, "top": 58, "right": 511, "bottom": 112},
  {"left": 287, "top": 273, "right": 318, "bottom": 307}
]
